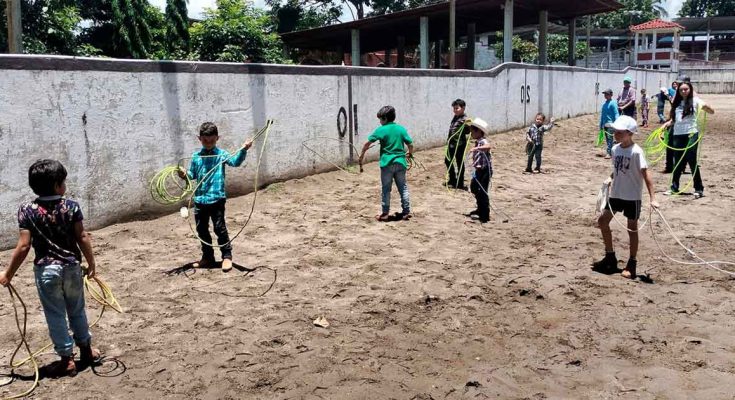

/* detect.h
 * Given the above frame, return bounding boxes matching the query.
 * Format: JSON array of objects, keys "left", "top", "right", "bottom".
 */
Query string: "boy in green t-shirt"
[{"left": 358, "top": 106, "right": 414, "bottom": 222}]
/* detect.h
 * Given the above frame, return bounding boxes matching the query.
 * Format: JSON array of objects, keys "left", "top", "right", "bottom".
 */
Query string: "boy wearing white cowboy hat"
[
  {"left": 467, "top": 118, "right": 492, "bottom": 223},
  {"left": 593, "top": 115, "right": 658, "bottom": 280}
]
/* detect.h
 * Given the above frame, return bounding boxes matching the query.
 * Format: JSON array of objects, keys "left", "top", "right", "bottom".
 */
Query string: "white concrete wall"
[
  {"left": 680, "top": 68, "right": 735, "bottom": 94},
  {"left": 0, "top": 55, "right": 675, "bottom": 248}
]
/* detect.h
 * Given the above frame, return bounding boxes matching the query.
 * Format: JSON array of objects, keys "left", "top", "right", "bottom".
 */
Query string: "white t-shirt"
[
  {"left": 673, "top": 97, "right": 704, "bottom": 136},
  {"left": 610, "top": 143, "right": 648, "bottom": 201}
]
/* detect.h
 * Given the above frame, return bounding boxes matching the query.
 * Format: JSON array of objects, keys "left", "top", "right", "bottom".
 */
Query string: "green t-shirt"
[{"left": 367, "top": 122, "right": 413, "bottom": 168}]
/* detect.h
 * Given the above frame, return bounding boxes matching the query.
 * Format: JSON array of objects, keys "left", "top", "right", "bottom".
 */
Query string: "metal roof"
[{"left": 281, "top": 0, "right": 623, "bottom": 52}]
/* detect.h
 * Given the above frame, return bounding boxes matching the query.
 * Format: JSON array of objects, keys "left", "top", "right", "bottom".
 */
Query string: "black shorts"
[{"left": 606, "top": 198, "right": 642, "bottom": 220}]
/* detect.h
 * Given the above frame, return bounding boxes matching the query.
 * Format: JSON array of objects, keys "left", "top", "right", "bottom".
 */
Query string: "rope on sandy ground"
[
  {"left": 648, "top": 207, "right": 735, "bottom": 277},
  {"left": 1, "top": 273, "right": 121, "bottom": 399},
  {"left": 301, "top": 136, "right": 366, "bottom": 175},
  {"left": 189, "top": 266, "right": 278, "bottom": 298}
]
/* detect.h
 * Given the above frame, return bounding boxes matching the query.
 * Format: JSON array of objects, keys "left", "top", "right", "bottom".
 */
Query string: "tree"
[
  {"left": 493, "top": 33, "right": 589, "bottom": 64},
  {"left": 1, "top": 0, "right": 83, "bottom": 54},
  {"left": 679, "top": 0, "right": 735, "bottom": 17},
  {"left": 266, "top": 0, "right": 341, "bottom": 33},
  {"left": 165, "top": 0, "right": 190, "bottom": 54},
  {"left": 190, "top": 0, "right": 288, "bottom": 63},
  {"left": 592, "top": 0, "right": 659, "bottom": 29},
  {"left": 110, "top": 0, "right": 152, "bottom": 58},
  {"left": 652, "top": 1, "right": 669, "bottom": 18},
  {"left": 369, "top": 0, "right": 440, "bottom": 16}
]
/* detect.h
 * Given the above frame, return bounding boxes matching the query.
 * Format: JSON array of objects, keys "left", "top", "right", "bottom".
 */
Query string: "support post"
[
  {"left": 449, "top": 0, "right": 456, "bottom": 69},
  {"left": 705, "top": 18, "right": 711, "bottom": 61},
  {"left": 467, "top": 22, "right": 476, "bottom": 70},
  {"left": 633, "top": 32, "right": 639, "bottom": 66},
  {"left": 503, "top": 0, "right": 513, "bottom": 63},
  {"left": 567, "top": 17, "right": 576, "bottom": 66},
  {"left": 351, "top": 29, "right": 360, "bottom": 66},
  {"left": 6, "top": 0, "right": 23, "bottom": 53},
  {"left": 384, "top": 48, "right": 391, "bottom": 67},
  {"left": 397, "top": 36, "right": 406, "bottom": 68},
  {"left": 585, "top": 15, "right": 591, "bottom": 68},
  {"left": 538, "top": 10, "right": 548, "bottom": 65},
  {"left": 420, "top": 16, "right": 429, "bottom": 69},
  {"left": 607, "top": 36, "right": 612, "bottom": 68}
]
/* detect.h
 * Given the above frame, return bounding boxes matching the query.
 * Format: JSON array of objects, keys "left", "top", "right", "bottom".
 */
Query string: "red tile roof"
[{"left": 630, "top": 19, "right": 685, "bottom": 32}]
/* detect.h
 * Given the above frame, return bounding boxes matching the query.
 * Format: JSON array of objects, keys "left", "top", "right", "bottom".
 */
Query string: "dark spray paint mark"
[
  {"left": 353, "top": 104, "right": 358, "bottom": 137},
  {"left": 337, "top": 107, "right": 347, "bottom": 138}
]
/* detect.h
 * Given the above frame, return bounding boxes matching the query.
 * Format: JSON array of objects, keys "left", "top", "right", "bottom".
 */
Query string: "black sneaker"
[
  {"left": 591, "top": 253, "right": 618, "bottom": 273},
  {"left": 622, "top": 259, "right": 637, "bottom": 279}
]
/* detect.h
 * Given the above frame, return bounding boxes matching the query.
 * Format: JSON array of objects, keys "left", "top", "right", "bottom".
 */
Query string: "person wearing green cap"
[{"left": 617, "top": 76, "right": 637, "bottom": 120}]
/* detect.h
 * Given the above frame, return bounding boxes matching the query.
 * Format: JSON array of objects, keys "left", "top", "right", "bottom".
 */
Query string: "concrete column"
[
  {"left": 652, "top": 31, "right": 657, "bottom": 51},
  {"left": 420, "top": 16, "right": 429, "bottom": 69},
  {"left": 6, "top": 0, "right": 23, "bottom": 53},
  {"left": 351, "top": 29, "right": 360, "bottom": 66},
  {"left": 538, "top": 10, "right": 548, "bottom": 65},
  {"left": 449, "top": 0, "right": 456, "bottom": 69},
  {"left": 503, "top": 0, "right": 514, "bottom": 63},
  {"left": 567, "top": 17, "right": 576, "bottom": 66},
  {"left": 705, "top": 18, "right": 711, "bottom": 61},
  {"left": 467, "top": 22, "right": 476, "bottom": 70},
  {"left": 585, "top": 15, "right": 591, "bottom": 68},
  {"left": 607, "top": 36, "right": 612, "bottom": 68},
  {"left": 633, "top": 32, "right": 639, "bottom": 66},
  {"left": 397, "top": 36, "right": 406, "bottom": 68}
]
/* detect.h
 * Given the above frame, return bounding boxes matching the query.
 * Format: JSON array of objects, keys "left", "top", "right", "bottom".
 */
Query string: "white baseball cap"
[
  {"left": 468, "top": 118, "right": 490, "bottom": 135},
  {"left": 610, "top": 115, "right": 638, "bottom": 134}
]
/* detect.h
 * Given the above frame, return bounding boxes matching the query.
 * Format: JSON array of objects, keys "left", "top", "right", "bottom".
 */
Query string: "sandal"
[{"left": 376, "top": 213, "right": 390, "bottom": 222}]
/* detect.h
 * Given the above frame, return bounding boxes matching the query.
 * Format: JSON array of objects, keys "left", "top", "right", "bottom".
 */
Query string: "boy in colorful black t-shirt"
[{"left": 0, "top": 159, "right": 101, "bottom": 376}]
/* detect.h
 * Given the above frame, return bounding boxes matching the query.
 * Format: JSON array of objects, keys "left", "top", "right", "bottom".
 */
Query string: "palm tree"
[
  {"left": 165, "top": 0, "right": 190, "bottom": 53},
  {"left": 111, "top": 0, "right": 152, "bottom": 58},
  {"left": 653, "top": 0, "right": 670, "bottom": 20}
]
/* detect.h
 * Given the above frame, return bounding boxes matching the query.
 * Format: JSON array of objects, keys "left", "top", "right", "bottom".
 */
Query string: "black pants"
[
  {"left": 194, "top": 200, "right": 232, "bottom": 261},
  {"left": 471, "top": 168, "right": 490, "bottom": 222},
  {"left": 671, "top": 133, "right": 704, "bottom": 193},
  {"left": 445, "top": 139, "right": 466, "bottom": 187},
  {"left": 526, "top": 142, "right": 543, "bottom": 171},
  {"left": 664, "top": 125, "right": 675, "bottom": 172}
]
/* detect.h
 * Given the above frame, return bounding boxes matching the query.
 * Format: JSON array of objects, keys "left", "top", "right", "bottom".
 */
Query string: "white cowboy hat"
[{"left": 468, "top": 117, "right": 490, "bottom": 135}]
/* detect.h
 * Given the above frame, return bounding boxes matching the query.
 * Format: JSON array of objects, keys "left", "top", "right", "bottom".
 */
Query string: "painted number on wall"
[
  {"left": 337, "top": 107, "right": 347, "bottom": 138},
  {"left": 521, "top": 85, "right": 531, "bottom": 104}
]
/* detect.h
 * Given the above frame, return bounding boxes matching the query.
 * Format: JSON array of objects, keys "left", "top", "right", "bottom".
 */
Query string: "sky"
[{"left": 147, "top": 0, "right": 685, "bottom": 22}]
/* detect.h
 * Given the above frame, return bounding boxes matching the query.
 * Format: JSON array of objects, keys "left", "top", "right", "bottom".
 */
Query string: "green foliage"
[
  {"left": 679, "top": 0, "right": 735, "bottom": 17},
  {"left": 369, "top": 0, "right": 440, "bottom": 16},
  {"left": 190, "top": 0, "right": 289, "bottom": 63},
  {"left": 110, "top": 0, "right": 152, "bottom": 58},
  {"left": 165, "top": 0, "right": 190, "bottom": 52},
  {"left": 493, "top": 33, "right": 589, "bottom": 64},
  {"left": 1, "top": 0, "right": 82, "bottom": 54},
  {"left": 267, "top": 0, "right": 341, "bottom": 33},
  {"left": 592, "top": 0, "right": 659, "bottom": 30}
]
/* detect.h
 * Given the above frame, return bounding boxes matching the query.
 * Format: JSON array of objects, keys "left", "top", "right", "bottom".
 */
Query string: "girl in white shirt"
[{"left": 662, "top": 82, "right": 715, "bottom": 198}]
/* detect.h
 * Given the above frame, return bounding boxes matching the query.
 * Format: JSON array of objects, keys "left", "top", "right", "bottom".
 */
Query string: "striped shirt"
[{"left": 187, "top": 147, "right": 247, "bottom": 204}]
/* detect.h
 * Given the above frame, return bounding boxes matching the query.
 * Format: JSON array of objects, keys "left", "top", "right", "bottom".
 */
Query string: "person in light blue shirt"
[
  {"left": 178, "top": 122, "right": 253, "bottom": 271},
  {"left": 600, "top": 88, "right": 620, "bottom": 158}
]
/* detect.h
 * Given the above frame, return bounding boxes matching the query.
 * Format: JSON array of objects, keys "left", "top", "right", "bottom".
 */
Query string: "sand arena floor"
[{"left": 1, "top": 95, "right": 734, "bottom": 399}]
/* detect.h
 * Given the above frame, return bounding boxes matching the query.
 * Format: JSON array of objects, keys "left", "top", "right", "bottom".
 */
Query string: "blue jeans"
[
  {"left": 605, "top": 127, "right": 615, "bottom": 156},
  {"left": 34, "top": 263, "right": 91, "bottom": 357},
  {"left": 380, "top": 163, "right": 410, "bottom": 215}
]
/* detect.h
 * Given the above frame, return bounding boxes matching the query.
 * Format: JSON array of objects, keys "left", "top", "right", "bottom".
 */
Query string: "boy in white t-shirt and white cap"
[{"left": 592, "top": 115, "right": 658, "bottom": 279}]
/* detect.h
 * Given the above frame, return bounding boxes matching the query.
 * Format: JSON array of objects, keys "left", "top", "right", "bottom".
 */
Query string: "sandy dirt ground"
[{"left": 1, "top": 95, "right": 734, "bottom": 400}]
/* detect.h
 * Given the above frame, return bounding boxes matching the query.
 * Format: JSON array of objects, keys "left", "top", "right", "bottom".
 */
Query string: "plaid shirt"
[
  {"left": 526, "top": 122, "right": 554, "bottom": 145},
  {"left": 187, "top": 147, "right": 247, "bottom": 204},
  {"left": 447, "top": 114, "right": 467, "bottom": 142}
]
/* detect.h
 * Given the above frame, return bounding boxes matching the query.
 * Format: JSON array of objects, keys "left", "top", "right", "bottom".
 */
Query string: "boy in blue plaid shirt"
[{"left": 178, "top": 122, "right": 253, "bottom": 272}]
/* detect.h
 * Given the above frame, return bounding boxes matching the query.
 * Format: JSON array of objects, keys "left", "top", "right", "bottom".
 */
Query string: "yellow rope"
[{"left": 1, "top": 273, "right": 121, "bottom": 400}]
